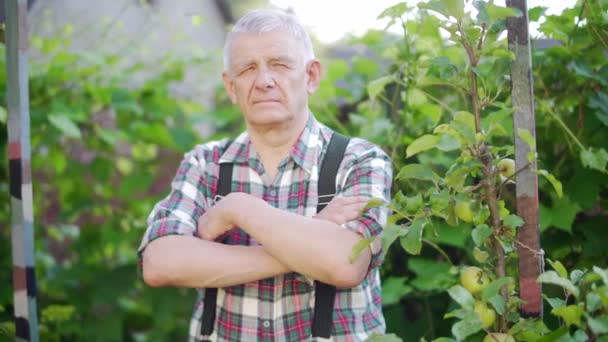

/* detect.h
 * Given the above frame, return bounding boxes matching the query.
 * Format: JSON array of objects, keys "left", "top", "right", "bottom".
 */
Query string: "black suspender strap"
[
  {"left": 312, "top": 132, "right": 350, "bottom": 338},
  {"left": 200, "top": 163, "right": 233, "bottom": 341},
  {"left": 198, "top": 133, "right": 350, "bottom": 340}
]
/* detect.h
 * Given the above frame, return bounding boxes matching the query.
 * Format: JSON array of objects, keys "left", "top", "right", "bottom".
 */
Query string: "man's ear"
[
  {"left": 305, "top": 59, "right": 322, "bottom": 95},
  {"left": 222, "top": 72, "right": 237, "bottom": 104}
]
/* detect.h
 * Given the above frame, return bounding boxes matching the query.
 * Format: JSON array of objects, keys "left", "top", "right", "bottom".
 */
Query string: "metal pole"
[
  {"left": 506, "top": 0, "right": 543, "bottom": 318},
  {"left": 5, "top": 0, "right": 40, "bottom": 340}
]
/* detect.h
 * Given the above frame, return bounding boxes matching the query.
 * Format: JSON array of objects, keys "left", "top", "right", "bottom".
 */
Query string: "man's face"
[{"left": 222, "top": 31, "right": 321, "bottom": 128}]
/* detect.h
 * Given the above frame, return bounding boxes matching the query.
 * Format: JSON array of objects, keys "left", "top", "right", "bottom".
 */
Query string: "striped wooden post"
[
  {"left": 5, "top": 0, "right": 40, "bottom": 340},
  {"left": 506, "top": 0, "right": 543, "bottom": 318}
]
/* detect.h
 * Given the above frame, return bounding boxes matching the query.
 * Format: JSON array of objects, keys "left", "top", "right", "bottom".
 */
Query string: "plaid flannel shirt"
[{"left": 138, "top": 114, "right": 393, "bottom": 341}]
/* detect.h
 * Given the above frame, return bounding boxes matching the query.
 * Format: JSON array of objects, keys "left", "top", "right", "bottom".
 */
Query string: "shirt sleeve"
[
  {"left": 137, "top": 149, "right": 211, "bottom": 258},
  {"left": 337, "top": 139, "right": 393, "bottom": 269}
]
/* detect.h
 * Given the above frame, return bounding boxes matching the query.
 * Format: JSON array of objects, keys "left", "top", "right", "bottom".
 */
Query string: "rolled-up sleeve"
[
  {"left": 338, "top": 140, "right": 392, "bottom": 269},
  {"left": 137, "top": 150, "right": 210, "bottom": 257}
]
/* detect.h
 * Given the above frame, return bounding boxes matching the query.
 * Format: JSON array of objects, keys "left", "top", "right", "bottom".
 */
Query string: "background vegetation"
[{"left": 1, "top": 0, "right": 607, "bottom": 341}]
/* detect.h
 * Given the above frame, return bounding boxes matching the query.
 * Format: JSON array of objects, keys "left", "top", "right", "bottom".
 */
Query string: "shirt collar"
[
  {"left": 218, "top": 130, "right": 250, "bottom": 164},
  {"left": 218, "top": 113, "right": 325, "bottom": 175},
  {"left": 288, "top": 113, "right": 322, "bottom": 175}
]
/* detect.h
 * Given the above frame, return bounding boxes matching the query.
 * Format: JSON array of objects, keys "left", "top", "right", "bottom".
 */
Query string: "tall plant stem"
[{"left": 460, "top": 22, "right": 508, "bottom": 332}]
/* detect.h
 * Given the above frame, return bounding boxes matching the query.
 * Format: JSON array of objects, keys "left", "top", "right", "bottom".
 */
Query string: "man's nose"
[{"left": 254, "top": 68, "right": 276, "bottom": 90}]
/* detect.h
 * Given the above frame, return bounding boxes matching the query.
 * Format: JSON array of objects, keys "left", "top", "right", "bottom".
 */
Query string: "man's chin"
[{"left": 246, "top": 111, "right": 292, "bottom": 126}]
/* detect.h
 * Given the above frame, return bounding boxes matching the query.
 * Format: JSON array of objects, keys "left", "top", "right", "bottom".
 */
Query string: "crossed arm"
[{"left": 142, "top": 195, "right": 372, "bottom": 289}]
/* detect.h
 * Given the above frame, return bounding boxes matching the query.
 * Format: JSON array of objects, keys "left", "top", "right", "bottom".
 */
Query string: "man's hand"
[
  {"left": 314, "top": 196, "right": 369, "bottom": 225},
  {"left": 198, "top": 192, "right": 248, "bottom": 240}
]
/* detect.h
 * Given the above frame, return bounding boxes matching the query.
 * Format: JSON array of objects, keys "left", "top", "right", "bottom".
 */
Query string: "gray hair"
[{"left": 223, "top": 9, "right": 315, "bottom": 71}]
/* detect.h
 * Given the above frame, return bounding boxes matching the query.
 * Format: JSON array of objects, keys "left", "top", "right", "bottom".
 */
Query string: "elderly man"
[{"left": 138, "top": 8, "right": 392, "bottom": 342}]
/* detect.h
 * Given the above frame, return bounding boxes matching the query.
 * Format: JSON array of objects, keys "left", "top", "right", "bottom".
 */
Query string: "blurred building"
[{"left": 21, "top": 0, "right": 233, "bottom": 106}]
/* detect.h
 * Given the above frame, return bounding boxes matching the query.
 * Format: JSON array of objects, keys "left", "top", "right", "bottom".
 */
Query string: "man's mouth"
[{"left": 253, "top": 99, "right": 280, "bottom": 104}]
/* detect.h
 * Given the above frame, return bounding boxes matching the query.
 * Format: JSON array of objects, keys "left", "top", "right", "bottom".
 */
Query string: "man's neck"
[{"left": 248, "top": 113, "right": 309, "bottom": 181}]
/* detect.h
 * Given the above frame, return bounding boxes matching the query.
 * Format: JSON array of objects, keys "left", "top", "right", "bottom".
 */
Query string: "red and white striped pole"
[{"left": 5, "top": 0, "right": 40, "bottom": 340}]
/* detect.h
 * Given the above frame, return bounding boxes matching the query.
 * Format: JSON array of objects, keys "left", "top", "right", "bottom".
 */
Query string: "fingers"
[{"left": 315, "top": 196, "right": 371, "bottom": 225}]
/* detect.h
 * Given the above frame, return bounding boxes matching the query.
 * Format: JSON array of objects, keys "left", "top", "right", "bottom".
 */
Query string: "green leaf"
[
  {"left": 570, "top": 269, "right": 584, "bottom": 284},
  {"left": 537, "top": 271, "right": 579, "bottom": 297},
  {"left": 539, "top": 204, "right": 553, "bottom": 232},
  {"left": 381, "top": 224, "right": 408, "bottom": 253},
  {"left": 586, "top": 292, "right": 602, "bottom": 312},
  {"left": 403, "top": 194, "right": 424, "bottom": 214},
  {"left": 0, "top": 106, "right": 6, "bottom": 124},
  {"left": 543, "top": 296, "right": 566, "bottom": 309},
  {"left": 41, "top": 304, "right": 75, "bottom": 323},
  {"left": 48, "top": 114, "right": 82, "bottom": 139},
  {"left": 349, "top": 237, "right": 376, "bottom": 263},
  {"left": 517, "top": 129, "right": 536, "bottom": 162},
  {"left": 430, "top": 190, "right": 450, "bottom": 217},
  {"left": 436, "top": 134, "right": 460, "bottom": 152},
  {"left": 488, "top": 294, "right": 506, "bottom": 315},
  {"left": 481, "top": 277, "right": 513, "bottom": 303},
  {"left": 326, "top": 60, "right": 349, "bottom": 81},
  {"left": 581, "top": 148, "right": 608, "bottom": 172},
  {"left": 418, "top": 0, "right": 464, "bottom": 20},
  {"left": 484, "top": 3, "right": 522, "bottom": 22},
  {"left": 364, "top": 333, "right": 404, "bottom": 342},
  {"left": 444, "top": 165, "right": 471, "bottom": 192},
  {"left": 452, "top": 111, "right": 477, "bottom": 144},
  {"left": 551, "top": 305, "right": 584, "bottom": 327},
  {"left": 451, "top": 311, "right": 483, "bottom": 341},
  {"left": 536, "top": 327, "right": 569, "bottom": 342},
  {"left": 377, "top": 2, "right": 410, "bottom": 20},
  {"left": 447, "top": 285, "right": 475, "bottom": 308},
  {"left": 131, "top": 143, "right": 158, "bottom": 161},
  {"left": 503, "top": 214, "right": 524, "bottom": 229},
  {"left": 472, "top": 224, "right": 492, "bottom": 247},
  {"left": 396, "top": 164, "right": 438, "bottom": 182},
  {"left": 406, "top": 134, "right": 439, "bottom": 158},
  {"left": 381, "top": 277, "right": 413, "bottom": 306},
  {"left": 444, "top": 0, "right": 465, "bottom": 19},
  {"left": 400, "top": 219, "right": 426, "bottom": 255},
  {"left": 550, "top": 196, "right": 581, "bottom": 233},
  {"left": 593, "top": 266, "right": 608, "bottom": 286},
  {"left": 528, "top": 6, "right": 547, "bottom": 22},
  {"left": 546, "top": 259, "right": 568, "bottom": 278},
  {"left": 426, "top": 57, "right": 458, "bottom": 79},
  {"left": 368, "top": 75, "right": 395, "bottom": 100},
  {"left": 361, "top": 198, "right": 386, "bottom": 216},
  {"left": 587, "top": 316, "right": 608, "bottom": 335},
  {"left": 407, "top": 88, "right": 428, "bottom": 107},
  {"left": 537, "top": 170, "right": 563, "bottom": 198},
  {"left": 429, "top": 220, "right": 470, "bottom": 248},
  {"left": 353, "top": 57, "right": 379, "bottom": 76},
  {"left": 588, "top": 91, "right": 608, "bottom": 126}
]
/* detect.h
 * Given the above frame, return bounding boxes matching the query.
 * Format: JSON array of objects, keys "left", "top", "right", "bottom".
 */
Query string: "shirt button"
[
  {"left": 262, "top": 320, "right": 271, "bottom": 328},
  {"left": 269, "top": 189, "right": 277, "bottom": 196}
]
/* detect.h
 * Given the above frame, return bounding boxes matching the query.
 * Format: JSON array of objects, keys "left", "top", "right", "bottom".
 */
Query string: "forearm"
[
  {"left": 234, "top": 195, "right": 371, "bottom": 288},
  {"left": 142, "top": 235, "right": 290, "bottom": 288}
]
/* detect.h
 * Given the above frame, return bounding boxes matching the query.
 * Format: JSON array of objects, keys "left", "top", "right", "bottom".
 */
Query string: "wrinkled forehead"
[{"left": 227, "top": 31, "right": 305, "bottom": 67}]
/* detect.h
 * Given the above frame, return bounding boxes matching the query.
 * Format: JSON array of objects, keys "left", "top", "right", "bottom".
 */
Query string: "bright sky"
[{"left": 269, "top": 0, "right": 577, "bottom": 43}]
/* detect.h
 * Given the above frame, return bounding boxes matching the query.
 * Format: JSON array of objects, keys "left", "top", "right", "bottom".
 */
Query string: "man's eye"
[{"left": 239, "top": 66, "right": 254, "bottom": 74}]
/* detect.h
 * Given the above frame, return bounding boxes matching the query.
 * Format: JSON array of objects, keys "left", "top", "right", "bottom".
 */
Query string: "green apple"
[
  {"left": 455, "top": 201, "right": 474, "bottom": 223},
  {"left": 460, "top": 266, "right": 490, "bottom": 295},
  {"left": 474, "top": 301, "right": 496, "bottom": 329},
  {"left": 498, "top": 158, "right": 515, "bottom": 179},
  {"left": 483, "top": 333, "right": 515, "bottom": 342}
]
